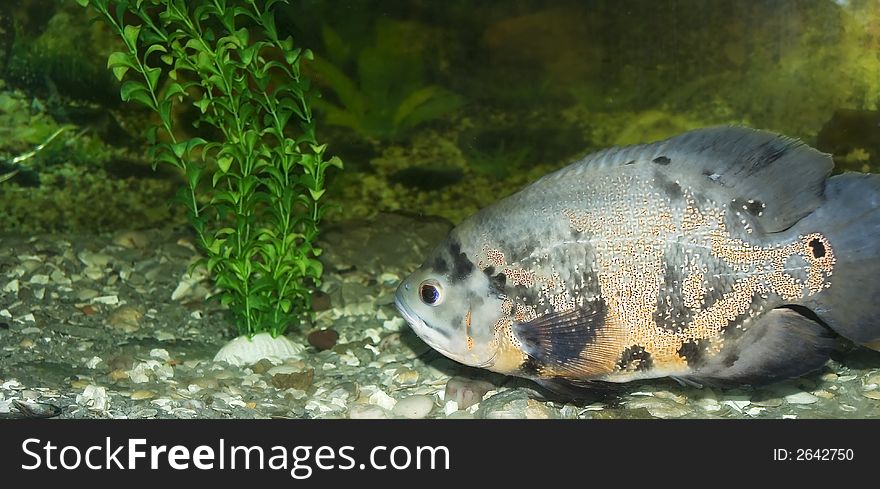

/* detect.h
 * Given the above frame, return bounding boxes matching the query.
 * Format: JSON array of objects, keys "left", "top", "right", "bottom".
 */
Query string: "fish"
[{"left": 395, "top": 126, "right": 880, "bottom": 396}]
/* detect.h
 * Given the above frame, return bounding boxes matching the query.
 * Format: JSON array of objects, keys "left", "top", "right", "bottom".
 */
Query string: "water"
[{"left": 0, "top": 0, "right": 879, "bottom": 419}]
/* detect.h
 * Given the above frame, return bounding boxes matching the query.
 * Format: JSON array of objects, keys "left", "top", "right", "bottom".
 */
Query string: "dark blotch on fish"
[
  {"left": 677, "top": 339, "right": 708, "bottom": 367},
  {"left": 809, "top": 238, "right": 826, "bottom": 258},
  {"left": 429, "top": 255, "right": 450, "bottom": 275},
  {"left": 448, "top": 240, "right": 475, "bottom": 282},
  {"left": 617, "top": 345, "right": 653, "bottom": 371},
  {"left": 652, "top": 155, "right": 671, "bottom": 165},
  {"left": 654, "top": 170, "right": 683, "bottom": 201},
  {"left": 486, "top": 268, "right": 507, "bottom": 294}
]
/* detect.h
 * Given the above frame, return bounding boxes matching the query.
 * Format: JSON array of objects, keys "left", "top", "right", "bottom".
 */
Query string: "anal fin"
[{"left": 685, "top": 307, "right": 835, "bottom": 387}]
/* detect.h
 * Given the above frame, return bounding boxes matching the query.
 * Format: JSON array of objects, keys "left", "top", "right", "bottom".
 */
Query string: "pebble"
[
  {"left": 392, "top": 368, "right": 419, "bottom": 386},
  {"left": 92, "top": 295, "right": 119, "bottom": 305},
  {"left": 106, "top": 306, "right": 142, "bottom": 333},
  {"left": 266, "top": 365, "right": 303, "bottom": 376},
  {"left": 78, "top": 250, "right": 113, "bottom": 268},
  {"left": 77, "top": 385, "right": 109, "bottom": 412},
  {"left": 445, "top": 376, "right": 494, "bottom": 410},
  {"left": 784, "top": 392, "right": 819, "bottom": 405},
  {"left": 76, "top": 289, "right": 100, "bottom": 301},
  {"left": 150, "top": 349, "right": 170, "bottom": 361},
  {"left": 307, "top": 329, "right": 339, "bottom": 351},
  {"left": 131, "top": 390, "right": 156, "bottom": 400},
  {"left": 752, "top": 398, "right": 784, "bottom": 408},
  {"left": 113, "top": 230, "right": 151, "bottom": 249},
  {"left": 311, "top": 291, "right": 332, "bottom": 312},
  {"left": 392, "top": 395, "right": 434, "bottom": 419},
  {"left": 2, "top": 279, "right": 18, "bottom": 294},
  {"left": 109, "top": 369, "right": 129, "bottom": 381},
  {"left": 476, "top": 390, "right": 532, "bottom": 419},
  {"left": 19, "top": 338, "right": 35, "bottom": 349},
  {"left": 368, "top": 389, "right": 397, "bottom": 410},
  {"left": 29, "top": 274, "right": 49, "bottom": 285},
  {"left": 862, "top": 391, "right": 880, "bottom": 400},
  {"left": 271, "top": 369, "right": 314, "bottom": 390},
  {"left": 348, "top": 403, "right": 391, "bottom": 419}
]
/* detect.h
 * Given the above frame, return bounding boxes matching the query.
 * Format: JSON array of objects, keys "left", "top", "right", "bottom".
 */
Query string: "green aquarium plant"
[
  {"left": 309, "top": 21, "right": 465, "bottom": 142},
  {"left": 78, "top": 0, "right": 342, "bottom": 338}
]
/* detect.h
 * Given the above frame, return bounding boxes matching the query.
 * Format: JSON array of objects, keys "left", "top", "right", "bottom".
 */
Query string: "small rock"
[
  {"left": 272, "top": 369, "right": 314, "bottom": 390},
  {"left": 266, "top": 365, "right": 303, "bottom": 376},
  {"left": 29, "top": 274, "right": 49, "bottom": 285},
  {"left": 113, "top": 230, "right": 151, "bottom": 249},
  {"left": 591, "top": 407, "right": 655, "bottom": 419},
  {"left": 308, "top": 329, "right": 339, "bottom": 351},
  {"left": 392, "top": 395, "right": 434, "bottom": 419},
  {"left": 311, "top": 291, "right": 332, "bottom": 311},
  {"left": 784, "top": 392, "right": 819, "bottom": 405},
  {"left": 349, "top": 404, "right": 391, "bottom": 419},
  {"left": 78, "top": 250, "right": 113, "bottom": 268},
  {"left": 445, "top": 376, "right": 495, "bottom": 410},
  {"left": 77, "top": 289, "right": 100, "bottom": 301},
  {"left": 752, "top": 398, "right": 784, "bottom": 408},
  {"left": 862, "top": 391, "right": 880, "bottom": 400},
  {"left": 251, "top": 358, "right": 275, "bottom": 374},
  {"left": 92, "top": 295, "right": 119, "bottom": 305},
  {"left": 476, "top": 390, "right": 532, "bottom": 419},
  {"left": 77, "top": 385, "right": 109, "bottom": 412},
  {"left": 106, "top": 306, "right": 143, "bottom": 333},
  {"left": 131, "top": 390, "right": 156, "bottom": 400},
  {"left": 149, "top": 349, "right": 170, "bottom": 361},
  {"left": 190, "top": 378, "right": 219, "bottom": 390},
  {"left": 392, "top": 368, "right": 419, "bottom": 386},
  {"left": 106, "top": 354, "right": 134, "bottom": 371},
  {"left": 369, "top": 389, "right": 397, "bottom": 410},
  {"left": 3, "top": 279, "right": 19, "bottom": 294},
  {"left": 109, "top": 369, "right": 129, "bottom": 382},
  {"left": 19, "top": 338, "right": 35, "bottom": 349},
  {"left": 821, "top": 373, "right": 839, "bottom": 382}
]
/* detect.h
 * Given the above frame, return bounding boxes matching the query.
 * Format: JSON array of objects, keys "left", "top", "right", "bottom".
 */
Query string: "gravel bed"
[{"left": 2, "top": 214, "right": 879, "bottom": 419}]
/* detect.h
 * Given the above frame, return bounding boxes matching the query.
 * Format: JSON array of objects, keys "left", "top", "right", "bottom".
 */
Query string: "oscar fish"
[{"left": 395, "top": 127, "right": 880, "bottom": 395}]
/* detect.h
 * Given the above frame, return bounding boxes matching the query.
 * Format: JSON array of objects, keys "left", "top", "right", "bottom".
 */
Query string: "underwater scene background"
[{"left": 1, "top": 0, "right": 880, "bottom": 419}]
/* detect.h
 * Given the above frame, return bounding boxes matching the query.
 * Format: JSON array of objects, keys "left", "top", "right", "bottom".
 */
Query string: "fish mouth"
[
  {"left": 394, "top": 292, "right": 460, "bottom": 360},
  {"left": 394, "top": 293, "right": 426, "bottom": 331}
]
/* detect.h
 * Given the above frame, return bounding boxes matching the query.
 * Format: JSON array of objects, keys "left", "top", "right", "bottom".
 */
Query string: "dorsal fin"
[{"left": 535, "top": 126, "right": 833, "bottom": 233}]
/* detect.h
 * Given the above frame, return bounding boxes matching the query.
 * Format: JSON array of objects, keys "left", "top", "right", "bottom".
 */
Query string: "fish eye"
[{"left": 419, "top": 280, "right": 443, "bottom": 306}]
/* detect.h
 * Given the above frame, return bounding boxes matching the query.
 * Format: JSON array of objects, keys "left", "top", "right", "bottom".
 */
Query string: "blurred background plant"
[
  {"left": 307, "top": 19, "right": 465, "bottom": 143},
  {"left": 78, "top": 0, "right": 342, "bottom": 337}
]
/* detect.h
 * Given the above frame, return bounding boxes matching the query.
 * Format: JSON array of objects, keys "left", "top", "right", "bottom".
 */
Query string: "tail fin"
[{"left": 795, "top": 173, "right": 880, "bottom": 349}]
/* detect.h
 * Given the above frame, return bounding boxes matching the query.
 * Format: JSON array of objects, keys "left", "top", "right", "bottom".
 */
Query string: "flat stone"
[
  {"left": 862, "top": 391, "right": 880, "bottom": 400},
  {"left": 784, "top": 392, "right": 819, "bottom": 405},
  {"left": 131, "top": 390, "right": 156, "bottom": 400},
  {"left": 272, "top": 369, "right": 314, "bottom": 390},
  {"left": 392, "top": 395, "right": 434, "bottom": 419}
]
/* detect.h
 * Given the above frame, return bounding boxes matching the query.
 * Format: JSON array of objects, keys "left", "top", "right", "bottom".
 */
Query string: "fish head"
[{"left": 395, "top": 235, "right": 507, "bottom": 368}]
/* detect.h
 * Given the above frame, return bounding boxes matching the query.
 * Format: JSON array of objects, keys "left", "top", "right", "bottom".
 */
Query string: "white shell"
[{"left": 213, "top": 333, "right": 305, "bottom": 367}]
